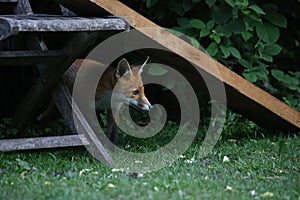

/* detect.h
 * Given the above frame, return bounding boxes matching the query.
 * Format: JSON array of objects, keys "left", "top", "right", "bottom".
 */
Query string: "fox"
[{"left": 60, "top": 57, "right": 153, "bottom": 144}]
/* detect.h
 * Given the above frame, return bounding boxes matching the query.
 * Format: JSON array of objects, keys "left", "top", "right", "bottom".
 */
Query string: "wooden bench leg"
[{"left": 52, "top": 82, "right": 114, "bottom": 166}]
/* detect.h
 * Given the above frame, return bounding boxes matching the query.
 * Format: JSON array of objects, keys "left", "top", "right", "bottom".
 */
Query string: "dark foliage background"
[{"left": 121, "top": 0, "right": 300, "bottom": 111}]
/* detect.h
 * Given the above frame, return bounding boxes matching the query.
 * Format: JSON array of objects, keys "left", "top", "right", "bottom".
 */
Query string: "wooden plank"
[
  {"left": 90, "top": 0, "right": 300, "bottom": 130},
  {"left": 0, "top": 134, "right": 89, "bottom": 151},
  {"left": 0, "top": 50, "right": 69, "bottom": 66},
  {"left": 0, "top": 16, "right": 129, "bottom": 41},
  {"left": 17, "top": 0, "right": 32, "bottom": 14},
  {"left": 0, "top": 0, "right": 18, "bottom": 2}
]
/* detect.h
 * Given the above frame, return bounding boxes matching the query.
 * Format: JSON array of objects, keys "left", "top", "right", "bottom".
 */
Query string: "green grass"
[{"left": 1, "top": 133, "right": 299, "bottom": 200}]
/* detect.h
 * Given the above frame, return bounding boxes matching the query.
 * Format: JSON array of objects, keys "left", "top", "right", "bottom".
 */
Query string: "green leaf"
[
  {"left": 265, "top": 12, "right": 287, "bottom": 28},
  {"left": 248, "top": 5, "right": 266, "bottom": 15},
  {"left": 190, "top": 19, "right": 205, "bottom": 29},
  {"left": 226, "top": 19, "right": 246, "bottom": 34},
  {"left": 220, "top": 45, "right": 230, "bottom": 58},
  {"left": 224, "top": 0, "right": 235, "bottom": 7},
  {"left": 168, "top": 28, "right": 185, "bottom": 37},
  {"left": 271, "top": 70, "right": 299, "bottom": 88},
  {"left": 206, "top": 42, "right": 218, "bottom": 57},
  {"left": 168, "top": 1, "right": 185, "bottom": 16},
  {"left": 177, "top": 17, "right": 191, "bottom": 28},
  {"left": 246, "top": 13, "right": 262, "bottom": 23},
  {"left": 190, "top": 37, "right": 200, "bottom": 49},
  {"left": 256, "top": 22, "right": 280, "bottom": 43},
  {"left": 211, "top": 5, "right": 232, "bottom": 25},
  {"left": 211, "top": 34, "right": 221, "bottom": 44},
  {"left": 241, "top": 9, "right": 251, "bottom": 15},
  {"left": 243, "top": 72, "right": 257, "bottom": 82},
  {"left": 206, "top": 20, "right": 215, "bottom": 30},
  {"left": 264, "top": 44, "right": 282, "bottom": 56},
  {"left": 271, "top": 69, "right": 285, "bottom": 81},
  {"left": 183, "top": 0, "right": 193, "bottom": 12},
  {"left": 241, "top": 31, "right": 252, "bottom": 41},
  {"left": 238, "top": 59, "right": 252, "bottom": 69},
  {"left": 145, "top": 0, "right": 159, "bottom": 8},
  {"left": 260, "top": 53, "right": 273, "bottom": 62},
  {"left": 215, "top": 25, "right": 232, "bottom": 37},
  {"left": 200, "top": 29, "right": 210, "bottom": 37},
  {"left": 254, "top": 70, "right": 268, "bottom": 80},
  {"left": 235, "top": 0, "right": 249, "bottom": 7},
  {"left": 229, "top": 47, "right": 241, "bottom": 59},
  {"left": 147, "top": 64, "right": 168, "bottom": 76},
  {"left": 204, "top": 0, "right": 217, "bottom": 8}
]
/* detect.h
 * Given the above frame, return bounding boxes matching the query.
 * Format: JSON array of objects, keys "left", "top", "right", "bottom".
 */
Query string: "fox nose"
[{"left": 138, "top": 103, "right": 153, "bottom": 111}]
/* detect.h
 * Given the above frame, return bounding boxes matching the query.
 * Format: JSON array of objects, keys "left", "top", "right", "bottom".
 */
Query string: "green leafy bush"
[{"left": 122, "top": 0, "right": 300, "bottom": 111}]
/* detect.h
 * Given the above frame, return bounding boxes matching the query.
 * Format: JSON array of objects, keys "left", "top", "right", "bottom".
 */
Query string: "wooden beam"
[
  {"left": 89, "top": 0, "right": 300, "bottom": 130},
  {"left": 0, "top": 50, "right": 69, "bottom": 66},
  {"left": 0, "top": 134, "right": 89, "bottom": 151}
]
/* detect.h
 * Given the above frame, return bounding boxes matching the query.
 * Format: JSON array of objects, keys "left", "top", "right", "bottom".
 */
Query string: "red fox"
[{"left": 62, "top": 57, "right": 153, "bottom": 144}]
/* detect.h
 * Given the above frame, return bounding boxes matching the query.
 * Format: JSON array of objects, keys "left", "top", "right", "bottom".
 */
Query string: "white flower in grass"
[
  {"left": 223, "top": 156, "right": 230, "bottom": 162},
  {"left": 260, "top": 192, "right": 274, "bottom": 198},
  {"left": 44, "top": 181, "right": 51, "bottom": 185},
  {"left": 184, "top": 157, "right": 196, "bottom": 164},
  {"left": 112, "top": 168, "right": 125, "bottom": 172},
  {"left": 79, "top": 168, "right": 92, "bottom": 176},
  {"left": 225, "top": 185, "right": 233, "bottom": 191},
  {"left": 179, "top": 155, "right": 186, "bottom": 159},
  {"left": 108, "top": 183, "right": 116, "bottom": 188}
]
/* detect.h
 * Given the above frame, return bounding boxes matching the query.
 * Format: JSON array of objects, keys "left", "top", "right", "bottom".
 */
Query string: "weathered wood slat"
[
  {"left": 0, "top": 15, "right": 129, "bottom": 41},
  {"left": 0, "top": 0, "right": 18, "bottom": 2},
  {"left": 0, "top": 50, "right": 69, "bottom": 66},
  {"left": 17, "top": 0, "right": 32, "bottom": 14},
  {"left": 0, "top": 134, "right": 89, "bottom": 151},
  {"left": 88, "top": 0, "right": 300, "bottom": 131}
]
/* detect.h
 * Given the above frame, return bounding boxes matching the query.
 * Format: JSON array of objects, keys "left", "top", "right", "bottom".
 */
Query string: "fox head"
[{"left": 113, "top": 57, "right": 153, "bottom": 111}]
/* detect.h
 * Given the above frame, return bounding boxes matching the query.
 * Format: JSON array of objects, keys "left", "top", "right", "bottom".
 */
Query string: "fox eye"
[{"left": 133, "top": 90, "right": 139, "bottom": 95}]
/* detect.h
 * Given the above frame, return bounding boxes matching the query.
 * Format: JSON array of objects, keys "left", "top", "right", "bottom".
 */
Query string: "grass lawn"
[{"left": 1, "top": 132, "right": 299, "bottom": 200}]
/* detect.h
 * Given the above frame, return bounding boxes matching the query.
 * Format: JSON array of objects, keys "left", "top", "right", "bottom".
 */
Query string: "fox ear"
[
  {"left": 116, "top": 58, "right": 132, "bottom": 78},
  {"left": 138, "top": 56, "right": 149, "bottom": 74}
]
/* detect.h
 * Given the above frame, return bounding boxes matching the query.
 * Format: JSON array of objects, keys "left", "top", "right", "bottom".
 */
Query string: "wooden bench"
[{"left": 0, "top": 0, "right": 131, "bottom": 166}]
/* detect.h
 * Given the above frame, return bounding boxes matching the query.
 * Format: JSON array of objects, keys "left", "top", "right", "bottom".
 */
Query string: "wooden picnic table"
[{"left": 0, "top": 0, "right": 131, "bottom": 166}]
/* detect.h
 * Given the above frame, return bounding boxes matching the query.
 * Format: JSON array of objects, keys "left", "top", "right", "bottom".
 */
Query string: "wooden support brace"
[
  {"left": 87, "top": 0, "right": 300, "bottom": 130},
  {"left": 52, "top": 82, "right": 114, "bottom": 166}
]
